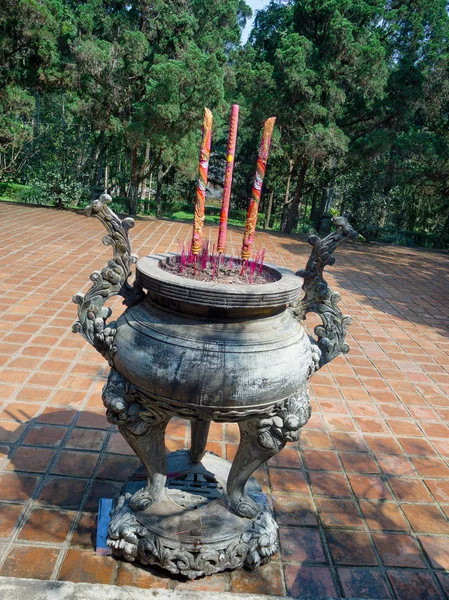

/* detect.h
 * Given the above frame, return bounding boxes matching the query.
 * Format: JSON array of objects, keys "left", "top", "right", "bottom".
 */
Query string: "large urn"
[{"left": 73, "top": 195, "right": 357, "bottom": 579}]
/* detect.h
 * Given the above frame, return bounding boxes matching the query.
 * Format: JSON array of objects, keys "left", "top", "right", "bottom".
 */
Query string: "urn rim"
[{"left": 136, "top": 253, "right": 303, "bottom": 309}]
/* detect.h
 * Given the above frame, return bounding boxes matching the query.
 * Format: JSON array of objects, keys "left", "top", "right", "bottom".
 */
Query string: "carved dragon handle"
[
  {"left": 293, "top": 216, "right": 358, "bottom": 374},
  {"left": 72, "top": 194, "right": 144, "bottom": 365}
]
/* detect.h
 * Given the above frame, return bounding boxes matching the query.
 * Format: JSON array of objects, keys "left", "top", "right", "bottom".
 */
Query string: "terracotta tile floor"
[{"left": 1, "top": 203, "right": 449, "bottom": 598}]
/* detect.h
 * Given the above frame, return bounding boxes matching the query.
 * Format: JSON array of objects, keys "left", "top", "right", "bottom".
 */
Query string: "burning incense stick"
[
  {"left": 241, "top": 117, "right": 276, "bottom": 261},
  {"left": 192, "top": 108, "right": 213, "bottom": 256},
  {"left": 217, "top": 104, "right": 239, "bottom": 253}
]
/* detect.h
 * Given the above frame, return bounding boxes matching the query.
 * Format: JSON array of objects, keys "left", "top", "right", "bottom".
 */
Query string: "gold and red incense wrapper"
[
  {"left": 241, "top": 117, "right": 276, "bottom": 261},
  {"left": 191, "top": 108, "right": 275, "bottom": 264},
  {"left": 217, "top": 104, "right": 239, "bottom": 253},
  {"left": 191, "top": 108, "right": 213, "bottom": 256}
]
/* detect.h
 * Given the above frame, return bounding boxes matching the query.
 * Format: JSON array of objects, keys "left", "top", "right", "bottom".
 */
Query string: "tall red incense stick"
[
  {"left": 241, "top": 117, "right": 276, "bottom": 261},
  {"left": 192, "top": 108, "right": 213, "bottom": 256},
  {"left": 217, "top": 104, "right": 239, "bottom": 254}
]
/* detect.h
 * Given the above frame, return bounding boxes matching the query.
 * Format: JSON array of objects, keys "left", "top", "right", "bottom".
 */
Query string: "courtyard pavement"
[{"left": 0, "top": 202, "right": 449, "bottom": 599}]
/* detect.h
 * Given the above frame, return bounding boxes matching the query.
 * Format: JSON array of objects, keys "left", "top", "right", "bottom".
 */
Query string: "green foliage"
[
  {"left": 16, "top": 185, "right": 47, "bottom": 205},
  {"left": 0, "top": 85, "right": 35, "bottom": 180},
  {"left": 378, "top": 231, "right": 415, "bottom": 247},
  {"left": 0, "top": 182, "right": 33, "bottom": 202},
  {"left": 0, "top": 182, "right": 30, "bottom": 197},
  {"left": 24, "top": 172, "right": 90, "bottom": 208}
]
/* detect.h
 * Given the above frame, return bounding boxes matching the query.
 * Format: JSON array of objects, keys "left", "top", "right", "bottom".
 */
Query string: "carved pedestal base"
[{"left": 107, "top": 450, "right": 278, "bottom": 579}]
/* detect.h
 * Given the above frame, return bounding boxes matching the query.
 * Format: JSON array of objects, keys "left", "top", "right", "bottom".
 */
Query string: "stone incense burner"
[{"left": 73, "top": 195, "right": 357, "bottom": 579}]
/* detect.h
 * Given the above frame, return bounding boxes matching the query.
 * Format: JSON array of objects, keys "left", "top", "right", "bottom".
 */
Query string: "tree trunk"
[
  {"left": 301, "top": 194, "right": 309, "bottom": 229},
  {"left": 283, "top": 158, "right": 309, "bottom": 234},
  {"left": 380, "top": 145, "right": 397, "bottom": 228},
  {"left": 324, "top": 183, "right": 334, "bottom": 214},
  {"left": 155, "top": 164, "right": 173, "bottom": 219},
  {"left": 148, "top": 172, "right": 153, "bottom": 200},
  {"left": 406, "top": 204, "right": 417, "bottom": 232},
  {"left": 35, "top": 92, "right": 40, "bottom": 152},
  {"left": 155, "top": 164, "right": 164, "bottom": 219},
  {"left": 118, "top": 153, "right": 126, "bottom": 197},
  {"left": 142, "top": 141, "right": 151, "bottom": 200},
  {"left": 280, "top": 160, "right": 294, "bottom": 232},
  {"left": 317, "top": 186, "right": 328, "bottom": 225},
  {"left": 264, "top": 189, "right": 274, "bottom": 230},
  {"left": 437, "top": 209, "right": 449, "bottom": 248},
  {"left": 316, "top": 158, "right": 337, "bottom": 224},
  {"left": 143, "top": 171, "right": 153, "bottom": 214},
  {"left": 95, "top": 131, "right": 105, "bottom": 186},
  {"left": 128, "top": 143, "right": 139, "bottom": 216},
  {"left": 61, "top": 93, "right": 67, "bottom": 180},
  {"left": 310, "top": 189, "right": 319, "bottom": 223}
]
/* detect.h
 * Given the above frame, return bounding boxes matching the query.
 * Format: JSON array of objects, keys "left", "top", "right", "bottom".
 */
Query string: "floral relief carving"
[{"left": 107, "top": 492, "right": 278, "bottom": 579}]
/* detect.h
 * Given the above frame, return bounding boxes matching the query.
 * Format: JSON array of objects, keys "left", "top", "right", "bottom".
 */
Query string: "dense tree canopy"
[{"left": 1, "top": 0, "right": 449, "bottom": 247}]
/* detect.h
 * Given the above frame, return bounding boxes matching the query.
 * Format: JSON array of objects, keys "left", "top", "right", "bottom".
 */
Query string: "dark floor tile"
[
  {"left": 84, "top": 479, "right": 122, "bottom": 512},
  {"left": 339, "top": 567, "right": 391, "bottom": 599},
  {"left": 285, "top": 565, "right": 336, "bottom": 598},
  {"left": 309, "top": 471, "right": 352, "bottom": 498},
  {"left": 51, "top": 450, "right": 99, "bottom": 478},
  {"left": 269, "top": 468, "right": 309, "bottom": 494},
  {"left": 279, "top": 527, "right": 325, "bottom": 563},
  {"left": 65, "top": 428, "right": 107, "bottom": 451},
  {"left": 96, "top": 454, "right": 140, "bottom": 480},
  {"left": 326, "top": 530, "right": 378, "bottom": 566},
  {"left": 36, "top": 477, "right": 88, "bottom": 510},
  {"left": 316, "top": 498, "right": 364, "bottom": 529},
  {"left": 273, "top": 495, "right": 317, "bottom": 526},
  {"left": 388, "top": 569, "right": 442, "bottom": 600},
  {"left": 22, "top": 424, "right": 67, "bottom": 448},
  {"left": 372, "top": 533, "right": 426, "bottom": 568},
  {"left": 7, "top": 446, "right": 56, "bottom": 473}
]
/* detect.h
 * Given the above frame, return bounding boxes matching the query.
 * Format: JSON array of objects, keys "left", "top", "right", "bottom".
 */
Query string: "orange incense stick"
[
  {"left": 217, "top": 104, "right": 239, "bottom": 253},
  {"left": 241, "top": 117, "right": 276, "bottom": 261},
  {"left": 192, "top": 108, "right": 213, "bottom": 256}
]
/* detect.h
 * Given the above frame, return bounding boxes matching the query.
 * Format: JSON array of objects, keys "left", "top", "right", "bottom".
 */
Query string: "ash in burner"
[{"left": 162, "top": 241, "right": 276, "bottom": 285}]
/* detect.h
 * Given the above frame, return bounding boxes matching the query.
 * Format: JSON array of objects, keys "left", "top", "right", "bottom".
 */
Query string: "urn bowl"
[{"left": 112, "top": 254, "right": 312, "bottom": 420}]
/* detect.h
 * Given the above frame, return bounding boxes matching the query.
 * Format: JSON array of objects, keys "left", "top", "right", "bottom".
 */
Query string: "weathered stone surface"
[{"left": 107, "top": 451, "right": 278, "bottom": 580}]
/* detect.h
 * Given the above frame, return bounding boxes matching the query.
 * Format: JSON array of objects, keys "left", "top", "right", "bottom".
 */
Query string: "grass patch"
[{"left": 0, "top": 182, "right": 32, "bottom": 202}]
